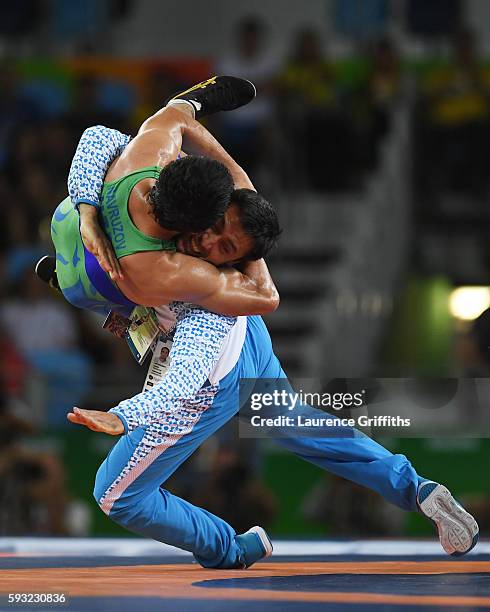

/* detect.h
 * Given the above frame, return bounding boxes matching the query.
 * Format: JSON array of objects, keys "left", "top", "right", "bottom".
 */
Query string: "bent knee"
[
  {"left": 104, "top": 496, "right": 155, "bottom": 531},
  {"left": 92, "top": 486, "right": 134, "bottom": 525}
]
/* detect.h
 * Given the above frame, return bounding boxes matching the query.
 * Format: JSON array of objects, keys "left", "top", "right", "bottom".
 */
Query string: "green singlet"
[{"left": 51, "top": 167, "right": 176, "bottom": 314}]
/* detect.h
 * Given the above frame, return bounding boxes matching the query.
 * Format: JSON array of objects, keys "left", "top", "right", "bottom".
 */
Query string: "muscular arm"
[
  {"left": 119, "top": 251, "right": 279, "bottom": 317},
  {"left": 109, "top": 106, "right": 255, "bottom": 189},
  {"left": 68, "top": 118, "right": 274, "bottom": 311},
  {"left": 68, "top": 115, "right": 250, "bottom": 279}
]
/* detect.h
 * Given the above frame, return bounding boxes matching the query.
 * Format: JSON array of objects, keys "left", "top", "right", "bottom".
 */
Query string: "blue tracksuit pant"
[{"left": 93, "top": 314, "right": 422, "bottom": 568}]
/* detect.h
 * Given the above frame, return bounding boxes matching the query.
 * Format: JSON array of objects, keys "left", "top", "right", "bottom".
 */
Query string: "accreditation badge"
[
  {"left": 124, "top": 306, "right": 160, "bottom": 364},
  {"left": 142, "top": 335, "right": 173, "bottom": 392}
]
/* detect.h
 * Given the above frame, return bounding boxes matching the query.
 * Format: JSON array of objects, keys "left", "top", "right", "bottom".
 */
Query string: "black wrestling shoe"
[
  {"left": 166, "top": 75, "right": 256, "bottom": 119},
  {"left": 35, "top": 255, "right": 60, "bottom": 292}
]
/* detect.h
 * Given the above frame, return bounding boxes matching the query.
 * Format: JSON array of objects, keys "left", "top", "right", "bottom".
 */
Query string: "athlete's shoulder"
[{"left": 105, "top": 162, "right": 160, "bottom": 184}]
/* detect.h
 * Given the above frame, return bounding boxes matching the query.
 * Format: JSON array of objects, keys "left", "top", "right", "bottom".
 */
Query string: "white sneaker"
[{"left": 417, "top": 481, "right": 479, "bottom": 556}]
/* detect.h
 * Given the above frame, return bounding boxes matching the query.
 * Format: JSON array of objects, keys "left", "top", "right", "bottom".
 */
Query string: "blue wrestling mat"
[{"left": 0, "top": 539, "right": 489, "bottom": 611}]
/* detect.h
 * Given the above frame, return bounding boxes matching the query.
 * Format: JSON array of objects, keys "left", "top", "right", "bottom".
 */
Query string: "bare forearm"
[
  {"left": 127, "top": 269, "right": 278, "bottom": 316},
  {"left": 238, "top": 259, "right": 279, "bottom": 305},
  {"left": 181, "top": 115, "right": 255, "bottom": 190},
  {"left": 78, "top": 203, "right": 98, "bottom": 220},
  {"left": 143, "top": 106, "right": 254, "bottom": 189},
  {"left": 120, "top": 251, "right": 279, "bottom": 317},
  {"left": 131, "top": 107, "right": 186, "bottom": 168},
  {"left": 216, "top": 266, "right": 279, "bottom": 316}
]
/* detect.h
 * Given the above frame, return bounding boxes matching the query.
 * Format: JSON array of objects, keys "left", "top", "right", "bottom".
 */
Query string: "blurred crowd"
[
  {"left": 1, "top": 11, "right": 490, "bottom": 537},
  {"left": 0, "top": 16, "right": 406, "bottom": 423},
  {"left": 216, "top": 18, "right": 401, "bottom": 192},
  {"left": 414, "top": 27, "right": 490, "bottom": 220}
]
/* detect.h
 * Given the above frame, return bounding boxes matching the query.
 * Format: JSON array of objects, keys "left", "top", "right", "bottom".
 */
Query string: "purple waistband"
[{"left": 83, "top": 245, "right": 136, "bottom": 311}]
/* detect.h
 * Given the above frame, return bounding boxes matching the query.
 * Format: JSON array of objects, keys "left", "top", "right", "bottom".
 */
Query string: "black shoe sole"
[
  {"left": 167, "top": 75, "right": 256, "bottom": 119},
  {"left": 35, "top": 255, "right": 60, "bottom": 291}
]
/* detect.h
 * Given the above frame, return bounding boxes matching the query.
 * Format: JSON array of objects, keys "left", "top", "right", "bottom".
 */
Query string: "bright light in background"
[{"left": 449, "top": 287, "right": 490, "bottom": 321}]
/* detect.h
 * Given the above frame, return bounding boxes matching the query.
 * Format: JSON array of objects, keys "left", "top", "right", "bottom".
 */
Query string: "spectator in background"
[
  {"left": 277, "top": 28, "right": 359, "bottom": 191},
  {"left": 133, "top": 68, "right": 182, "bottom": 129},
  {"left": 4, "top": 122, "right": 44, "bottom": 174},
  {"left": 416, "top": 27, "right": 490, "bottom": 202},
  {"left": 0, "top": 65, "right": 142, "bottom": 421},
  {"left": 0, "top": 0, "right": 44, "bottom": 41},
  {"left": 450, "top": 308, "right": 490, "bottom": 439},
  {"left": 0, "top": 259, "right": 92, "bottom": 426},
  {"left": 0, "top": 173, "right": 31, "bottom": 253},
  {"left": 455, "top": 308, "right": 490, "bottom": 377},
  {"left": 20, "top": 160, "right": 63, "bottom": 221},
  {"left": 40, "top": 119, "right": 75, "bottom": 186},
  {"left": 49, "top": 0, "right": 109, "bottom": 53},
  {"left": 0, "top": 376, "right": 68, "bottom": 535},
  {"left": 362, "top": 36, "right": 402, "bottom": 167},
  {"left": 453, "top": 308, "right": 490, "bottom": 535},
  {"left": 0, "top": 64, "right": 41, "bottom": 168},
  {"left": 279, "top": 28, "right": 335, "bottom": 108},
  {"left": 471, "top": 308, "right": 490, "bottom": 370},
  {"left": 64, "top": 74, "right": 128, "bottom": 136},
  {"left": 0, "top": 324, "right": 27, "bottom": 398},
  {"left": 2, "top": 120, "right": 73, "bottom": 259},
  {"left": 338, "top": 36, "right": 402, "bottom": 175},
  {"left": 215, "top": 17, "right": 279, "bottom": 177}
]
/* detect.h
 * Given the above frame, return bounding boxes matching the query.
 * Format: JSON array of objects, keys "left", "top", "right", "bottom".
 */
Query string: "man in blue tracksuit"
[
  {"left": 71, "top": 303, "right": 479, "bottom": 568},
  {"left": 63, "top": 96, "right": 478, "bottom": 569}
]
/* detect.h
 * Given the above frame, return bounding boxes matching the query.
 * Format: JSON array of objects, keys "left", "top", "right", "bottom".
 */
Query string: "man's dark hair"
[
  {"left": 149, "top": 156, "right": 234, "bottom": 232},
  {"left": 232, "top": 189, "right": 282, "bottom": 261}
]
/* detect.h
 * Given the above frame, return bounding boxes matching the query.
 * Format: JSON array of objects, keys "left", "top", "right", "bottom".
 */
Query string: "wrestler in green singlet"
[{"left": 51, "top": 168, "right": 176, "bottom": 314}]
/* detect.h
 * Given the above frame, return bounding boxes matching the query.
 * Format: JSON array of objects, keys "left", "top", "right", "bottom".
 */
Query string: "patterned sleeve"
[
  {"left": 109, "top": 305, "right": 236, "bottom": 434},
  {"left": 68, "top": 125, "right": 132, "bottom": 209}
]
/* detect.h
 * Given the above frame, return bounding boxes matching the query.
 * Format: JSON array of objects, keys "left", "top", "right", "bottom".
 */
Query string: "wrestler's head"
[
  {"left": 149, "top": 156, "right": 234, "bottom": 233},
  {"left": 177, "top": 189, "right": 282, "bottom": 266}
]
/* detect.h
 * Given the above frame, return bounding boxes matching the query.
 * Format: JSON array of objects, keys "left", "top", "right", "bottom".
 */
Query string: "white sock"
[{"left": 166, "top": 99, "right": 196, "bottom": 118}]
